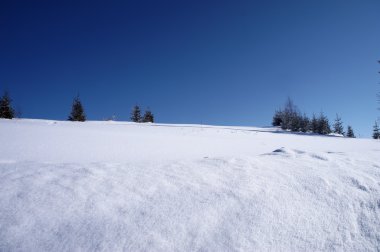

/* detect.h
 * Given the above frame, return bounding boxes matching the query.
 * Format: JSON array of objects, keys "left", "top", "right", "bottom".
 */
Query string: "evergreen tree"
[
  {"left": 372, "top": 121, "right": 380, "bottom": 139},
  {"left": 378, "top": 60, "right": 380, "bottom": 111},
  {"left": 290, "top": 112, "right": 301, "bottom": 132},
  {"left": 272, "top": 98, "right": 309, "bottom": 131},
  {"left": 310, "top": 113, "right": 318, "bottom": 133},
  {"left": 68, "top": 96, "right": 86, "bottom": 122},
  {"left": 272, "top": 109, "right": 283, "bottom": 127},
  {"left": 317, "top": 113, "right": 331, "bottom": 135},
  {"left": 130, "top": 105, "right": 142, "bottom": 122},
  {"left": 0, "top": 91, "right": 15, "bottom": 119},
  {"left": 333, "top": 114, "right": 344, "bottom": 135},
  {"left": 346, "top": 125, "right": 355, "bottom": 138},
  {"left": 142, "top": 109, "right": 154, "bottom": 123},
  {"left": 299, "top": 113, "right": 310, "bottom": 133},
  {"left": 281, "top": 97, "right": 298, "bottom": 130}
]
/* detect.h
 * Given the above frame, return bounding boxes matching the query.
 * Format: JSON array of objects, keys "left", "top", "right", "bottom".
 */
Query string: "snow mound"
[
  {"left": 272, "top": 147, "right": 289, "bottom": 153},
  {"left": 0, "top": 119, "right": 379, "bottom": 251},
  {"left": 267, "top": 147, "right": 329, "bottom": 161}
]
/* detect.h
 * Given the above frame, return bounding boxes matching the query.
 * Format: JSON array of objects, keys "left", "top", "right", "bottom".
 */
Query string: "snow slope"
[{"left": 0, "top": 119, "right": 379, "bottom": 251}]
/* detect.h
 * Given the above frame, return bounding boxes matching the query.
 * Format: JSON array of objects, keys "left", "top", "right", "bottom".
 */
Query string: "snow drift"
[{"left": 0, "top": 119, "right": 379, "bottom": 251}]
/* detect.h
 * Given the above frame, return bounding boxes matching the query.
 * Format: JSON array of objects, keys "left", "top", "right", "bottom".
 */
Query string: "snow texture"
[{"left": 0, "top": 119, "right": 379, "bottom": 251}]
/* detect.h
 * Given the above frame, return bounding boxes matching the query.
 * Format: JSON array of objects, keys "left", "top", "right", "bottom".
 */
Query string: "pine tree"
[
  {"left": 130, "top": 105, "right": 142, "bottom": 122},
  {"left": 299, "top": 113, "right": 310, "bottom": 133},
  {"left": 68, "top": 96, "right": 86, "bottom": 122},
  {"left": 333, "top": 114, "right": 344, "bottom": 135},
  {"left": 142, "top": 109, "right": 154, "bottom": 123},
  {"left": 317, "top": 113, "right": 331, "bottom": 135},
  {"left": 272, "top": 109, "right": 283, "bottom": 127},
  {"left": 346, "top": 125, "right": 355, "bottom": 138},
  {"left": 0, "top": 91, "right": 15, "bottom": 119},
  {"left": 310, "top": 113, "right": 318, "bottom": 133},
  {"left": 372, "top": 121, "right": 380, "bottom": 139},
  {"left": 281, "top": 97, "right": 298, "bottom": 130},
  {"left": 290, "top": 112, "right": 301, "bottom": 132},
  {"left": 378, "top": 60, "right": 380, "bottom": 111}
]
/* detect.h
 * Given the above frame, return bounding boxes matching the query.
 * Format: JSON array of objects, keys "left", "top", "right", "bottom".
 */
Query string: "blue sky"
[{"left": 1, "top": 0, "right": 380, "bottom": 137}]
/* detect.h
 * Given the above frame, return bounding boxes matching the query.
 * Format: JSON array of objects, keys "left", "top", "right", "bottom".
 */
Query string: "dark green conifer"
[
  {"left": 333, "top": 114, "right": 344, "bottom": 135},
  {"left": 372, "top": 121, "right": 379, "bottom": 139},
  {"left": 130, "top": 105, "right": 142, "bottom": 122},
  {"left": 310, "top": 114, "right": 318, "bottom": 133},
  {"left": 317, "top": 113, "right": 331, "bottom": 135},
  {"left": 68, "top": 96, "right": 86, "bottom": 122},
  {"left": 142, "top": 109, "right": 154, "bottom": 123},
  {"left": 272, "top": 109, "right": 283, "bottom": 127},
  {"left": 299, "top": 113, "right": 310, "bottom": 133},
  {"left": 0, "top": 91, "right": 15, "bottom": 119},
  {"left": 346, "top": 125, "right": 355, "bottom": 138}
]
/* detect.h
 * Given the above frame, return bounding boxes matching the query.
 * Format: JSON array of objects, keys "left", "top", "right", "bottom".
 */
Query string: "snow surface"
[{"left": 0, "top": 119, "right": 379, "bottom": 251}]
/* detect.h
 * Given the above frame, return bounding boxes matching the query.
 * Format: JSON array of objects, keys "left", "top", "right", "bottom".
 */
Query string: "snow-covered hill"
[{"left": 1, "top": 119, "right": 379, "bottom": 251}]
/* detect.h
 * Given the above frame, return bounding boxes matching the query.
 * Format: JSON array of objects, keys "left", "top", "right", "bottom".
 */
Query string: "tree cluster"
[
  {"left": 130, "top": 105, "right": 154, "bottom": 123},
  {"left": 272, "top": 98, "right": 355, "bottom": 137},
  {"left": 67, "top": 97, "right": 155, "bottom": 123}
]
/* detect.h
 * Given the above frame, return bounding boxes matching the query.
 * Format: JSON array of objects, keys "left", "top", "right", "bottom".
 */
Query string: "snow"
[{"left": 0, "top": 119, "right": 379, "bottom": 251}]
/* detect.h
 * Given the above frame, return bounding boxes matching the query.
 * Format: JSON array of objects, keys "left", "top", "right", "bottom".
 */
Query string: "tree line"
[
  {"left": 272, "top": 98, "right": 359, "bottom": 138},
  {"left": 1, "top": 91, "right": 379, "bottom": 139},
  {"left": 68, "top": 95, "right": 154, "bottom": 123},
  {"left": 0, "top": 92, "right": 154, "bottom": 123}
]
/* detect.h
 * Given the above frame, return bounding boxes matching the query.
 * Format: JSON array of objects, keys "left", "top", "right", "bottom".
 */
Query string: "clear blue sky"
[{"left": 1, "top": 0, "right": 380, "bottom": 137}]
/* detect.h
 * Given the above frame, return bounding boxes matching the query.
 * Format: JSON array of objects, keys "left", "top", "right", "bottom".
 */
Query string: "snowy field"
[{"left": 0, "top": 119, "right": 379, "bottom": 251}]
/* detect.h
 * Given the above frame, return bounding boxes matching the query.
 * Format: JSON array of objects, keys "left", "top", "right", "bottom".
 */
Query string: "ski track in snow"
[{"left": 0, "top": 119, "right": 380, "bottom": 251}]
